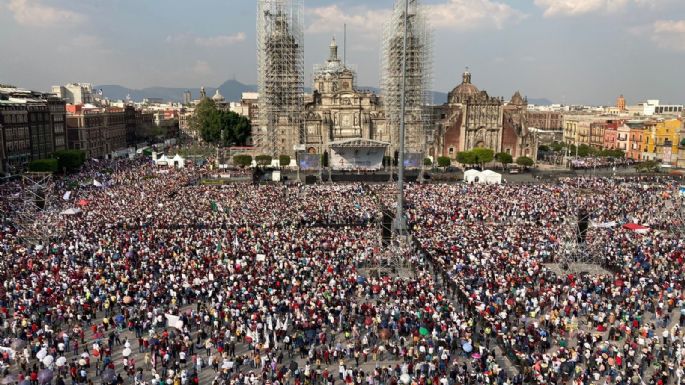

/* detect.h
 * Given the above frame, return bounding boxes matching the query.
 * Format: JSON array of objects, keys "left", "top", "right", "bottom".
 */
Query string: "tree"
[
  {"left": 681, "top": 138, "right": 685, "bottom": 147},
  {"left": 279, "top": 155, "right": 291, "bottom": 168},
  {"left": 192, "top": 98, "right": 251, "bottom": 146},
  {"left": 233, "top": 155, "right": 252, "bottom": 168},
  {"left": 28, "top": 159, "right": 58, "bottom": 173},
  {"left": 437, "top": 156, "right": 452, "bottom": 168},
  {"left": 423, "top": 158, "right": 433, "bottom": 167},
  {"left": 538, "top": 145, "right": 550, "bottom": 153},
  {"left": 53, "top": 150, "right": 86, "bottom": 172},
  {"left": 456, "top": 151, "right": 477, "bottom": 166},
  {"left": 382, "top": 156, "right": 392, "bottom": 168},
  {"left": 577, "top": 144, "right": 592, "bottom": 157},
  {"left": 495, "top": 152, "right": 513, "bottom": 168},
  {"left": 635, "top": 160, "right": 659, "bottom": 172},
  {"left": 472, "top": 147, "right": 495, "bottom": 167},
  {"left": 255, "top": 154, "right": 272, "bottom": 166},
  {"left": 516, "top": 156, "right": 534, "bottom": 168},
  {"left": 550, "top": 142, "right": 564, "bottom": 153},
  {"left": 322, "top": 151, "right": 330, "bottom": 168},
  {"left": 599, "top": 148, "right": 625, "bottom": 158}
]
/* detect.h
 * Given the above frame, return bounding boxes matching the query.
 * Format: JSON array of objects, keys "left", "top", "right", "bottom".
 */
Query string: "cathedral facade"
[
  {"left": 431, "top": 70, "right": 536, "bottom": 160},
  {"left": 302, "top": 39, "right": 390, "bottom": 154}
]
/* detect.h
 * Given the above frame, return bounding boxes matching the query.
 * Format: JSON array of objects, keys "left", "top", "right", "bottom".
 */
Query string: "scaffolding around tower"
[
  {"left": 381, "top": 0, "right": 433, "bottom": 156},
  {"left": 256, "top": 0, "right": 304, "bottom": 157}
]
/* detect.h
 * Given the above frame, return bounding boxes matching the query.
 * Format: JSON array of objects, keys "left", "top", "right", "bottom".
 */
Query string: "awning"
[{"left": 622, "top": 223, "right": 650, "bottom": 233}]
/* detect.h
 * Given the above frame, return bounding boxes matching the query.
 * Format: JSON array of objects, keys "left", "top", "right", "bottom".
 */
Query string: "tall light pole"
[{"left": 393, "top": 0, "right": 409, "bottom": 235}]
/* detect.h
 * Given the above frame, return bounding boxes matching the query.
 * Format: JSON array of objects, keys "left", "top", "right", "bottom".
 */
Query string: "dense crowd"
[
  {"left": 570, "top": 157, "right": 634, "bottom": 170},
  {"left": 0, "top": 157, "right": 683, "bottom": 385}
]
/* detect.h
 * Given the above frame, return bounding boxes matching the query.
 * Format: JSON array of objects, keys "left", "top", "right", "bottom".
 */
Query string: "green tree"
[
  {"left": 538, "top": 145, "right": 551, "bottom": 153},
  {"left": 599, "top": 148, "right": 626, "bottom": 158},
  {"left": 279, "top": 155, "right": 291, "bottom": 168},
  {"left": 635, "top": 160, "right": 659, "bottom": 172},
  {"left": 28, "top": 159, "right": 58, "bottom": 173},
  {"left": 680, "top": 138, "right": 685, "bottom": 147},
  {"left": 53, "top": 150, "right": 86, "bottom": 172},
  {"left": 495, "top": 152, "right": 513, "bottom": 168},
  {"left": 516, "top": 156, "right": 534, "bottom": 168},
  {"left": 577, "top": 144, "right": 592, "bottom": 157},
  {"left": 550, "top": 142, "right": 564, "bottom": 152},
  {"left": 472, "top": 147, "right": 495, "bottom": 167},
  {"left": 456, "top": 151, "right": 476, "bottom": 165},
  {"left": 437, "top": 156, "right": 452, "bottom": 168},
  {"left": 233, "top": 155, "right": 252, "bottom": 168},
  {"left": 255, "top": 154, "right": 272, "bottom": 166},
  {"left": 192, "top": 98, "right": 251, "bottom": 146},
  {"left": 423, "top": 158, "right": 433, "bottom": 167}
]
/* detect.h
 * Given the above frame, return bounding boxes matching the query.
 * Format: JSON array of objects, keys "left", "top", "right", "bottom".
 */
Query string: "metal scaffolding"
[
  {"left": 8, "top": 172, "right": 54, "bottom": 246},
  {"left": 256, "top": 0, "right": 304, "bottom": 157},
  {"left": 381, "top": 0, "right": 433, "bottom": 156}
]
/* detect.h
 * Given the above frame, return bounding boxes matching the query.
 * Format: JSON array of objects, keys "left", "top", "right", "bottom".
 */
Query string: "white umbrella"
[
  {"left": 42, "top": 355, "right": 54, "bottom": 367},
  {"left": 36, "top": 348, "right": 47, "bottom": 360},
  {"left": 55, "top": 357, "right": 67, "bottom": 367},
  {"left": 122, "top": 347, "right": 131, "bottom": 357}
]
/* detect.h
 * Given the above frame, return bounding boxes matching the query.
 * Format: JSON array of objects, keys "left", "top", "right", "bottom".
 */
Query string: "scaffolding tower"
[
  {"left": 381, "top": 0, "right": 433, "bottom": 156},
  {"left": 8, "top": 172, "right": 54, "bottom": 246},
  {"left": 256, "top": 0, "right": 304, "bottom": 157}
]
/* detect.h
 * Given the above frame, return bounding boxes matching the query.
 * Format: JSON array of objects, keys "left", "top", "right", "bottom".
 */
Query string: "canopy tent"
[
  {"left": 463, "top": 169, "right": 481, "bottom": 183},
  {"left": 154, "top": 154, "right": 186, "bottom": 169},
  {"left": 481, "top": 170, "right": 502, "bottom": 184},
  {"left": 464, "top": 169, "right": 502, "bottom": 184},
  {"left": 623, "top": 223, "right": 650, "bottom": 234}
]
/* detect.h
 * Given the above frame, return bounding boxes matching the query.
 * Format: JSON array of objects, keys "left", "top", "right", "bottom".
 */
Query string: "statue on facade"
[{"left": 200, "top": 87, "right": 207, "bottom": 99}]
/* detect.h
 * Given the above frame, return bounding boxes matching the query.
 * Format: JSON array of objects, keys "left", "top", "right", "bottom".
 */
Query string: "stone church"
[
  {"left": 302, "top": 38, "right": 390, "bottom": 154},
  {"left": 431, "top": 69, "right": 535, "bottom": 160}
]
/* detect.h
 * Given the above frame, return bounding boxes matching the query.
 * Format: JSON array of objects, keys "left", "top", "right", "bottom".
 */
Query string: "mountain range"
[{"left": 96, "top": 79, "right": 552, "bottom": 106}]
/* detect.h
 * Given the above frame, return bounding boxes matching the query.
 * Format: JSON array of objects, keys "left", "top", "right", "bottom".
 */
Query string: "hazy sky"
[{"left": 1, "top": 0, "right": 683, "bottom": 105}]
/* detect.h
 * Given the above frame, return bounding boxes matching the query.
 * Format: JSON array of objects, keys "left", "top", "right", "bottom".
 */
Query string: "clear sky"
[{"left": 1, "top": 0, "right": 683, "bottom": 105}]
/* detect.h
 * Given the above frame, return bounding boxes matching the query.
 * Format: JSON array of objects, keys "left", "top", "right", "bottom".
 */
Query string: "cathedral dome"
[
  {"left": 448, "top": 69, "right": 479, "bottom": 104},
  {"left": 212, "top": 89, "right": 225, "bottom": 102},
  {"left": 509, "top": 91, "right": 526, "bottom": 106}
]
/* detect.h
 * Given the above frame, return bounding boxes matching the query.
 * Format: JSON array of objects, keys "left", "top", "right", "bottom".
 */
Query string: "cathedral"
[
  {"left": 431, "top": 69, "right": 536, "bottom": 160},
  {"left": 261, "top": 37, "right": 536, "bottom": 162},
  {"left": 302, "top": 38, "right": 390, "bottom": 154}
]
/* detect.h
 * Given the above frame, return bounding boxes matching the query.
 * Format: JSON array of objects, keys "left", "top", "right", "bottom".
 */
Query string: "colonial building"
[
  {"left": 66, "top": 105, "right": 127, "bottom": 158},
  {"left": 432, "top": 70, "right": 536, "bottom": 160},
  {"left": 0, "top": 88, "right": 67, "bottom": 173},
  {"left": 302, "top": 38, "right": 389, "bottom": 154}
]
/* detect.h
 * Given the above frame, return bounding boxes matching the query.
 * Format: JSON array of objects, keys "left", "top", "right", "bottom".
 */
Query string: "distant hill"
[
  {"left": 528, "top": 98, "right": 553, "bottom": 106},
  {"left": 98, "top": 81, "right": 545, "bottom": 106}
]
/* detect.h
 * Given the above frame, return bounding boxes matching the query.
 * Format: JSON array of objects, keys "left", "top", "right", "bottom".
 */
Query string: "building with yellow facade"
[{"left": 640, "top": 119, "right": 682, "bottom": 163}]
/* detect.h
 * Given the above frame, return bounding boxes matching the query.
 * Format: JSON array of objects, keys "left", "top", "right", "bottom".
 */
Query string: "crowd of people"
[
  {"left": 0, "top": 156, "right": 683, "bottom": 385},
  {"left": 570, "top": 157, "right": 634, "bottom": 171}
]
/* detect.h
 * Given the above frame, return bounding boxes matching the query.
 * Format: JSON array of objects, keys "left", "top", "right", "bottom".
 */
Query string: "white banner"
[{"left": 164, "top": 314, "right": 184, "bottom": 330}]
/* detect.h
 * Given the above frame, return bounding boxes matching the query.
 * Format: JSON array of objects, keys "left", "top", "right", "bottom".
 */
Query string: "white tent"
[
  {"left": 480, "top": 170, "right": 502, "bottom": 184},
  {"left": 154, "top": 154, "right": 169, "bottom": 166},
  {"left": 171, "top": 154, "right": 185, "bottom": 169},
  {"left": 463, "top": 169, "right": 481, "bottom": 183},
  {"left": 464, "top": 169, "right": 502, "bottom": 184}
]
